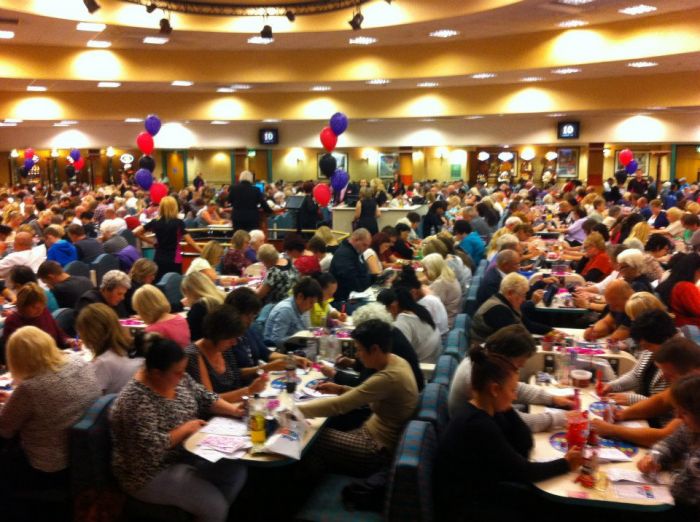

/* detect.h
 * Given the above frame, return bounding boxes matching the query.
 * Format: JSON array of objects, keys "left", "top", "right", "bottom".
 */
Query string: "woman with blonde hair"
[
  {"left": 624, "top": 221, "right": 652, "bottom": 249},
  {"left": 77, "top": 303, "right": 142, "bottom": 394},
  {"left": 187, "top": 240, "right": 224, "bottom": 282},
  {"left": 625, "top": 292, "right": 666, "bottom": 321},
  {"left": 421, "top": 253, "right": 462, "bottom": 328},
  {"left": 134, "top": 196, "right": 201, "bottom": 279},
  {"left": 181, "top": 271, "right": 225, "bottom": 342},
  {"left": 133, "top": 284, "right": 191, "bottom": 348},
  {"left": 222, "top": 230, "right": 252, "bottom": 276},
  {"left": 423, "top": 235, "right": 472, "bottom": 293},
  {"left": 313, "top": 225, "right": 339, "bottom": 252},
  {"left": 126, "top": 258, "right": 158, "bottom": 315}
]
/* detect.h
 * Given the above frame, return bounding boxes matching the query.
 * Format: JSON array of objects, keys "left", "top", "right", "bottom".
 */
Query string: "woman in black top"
[
  {"left": 435, "top": 347, "right": 582, "bottom": 521},
  {"left": 296, "top": 181, "right": 319, "bottom": 237},
  {"left": 134, "top": 196, "right": 200, "bottom": 279},
  {"left": 354, "top": 187, "right": 380, "bottom": 235},
  {"left": 227, "top": 171, "right": 272, "bottom": 231},
  {"left": 421, "top": 201, "right": 447, "bottom": 238}
]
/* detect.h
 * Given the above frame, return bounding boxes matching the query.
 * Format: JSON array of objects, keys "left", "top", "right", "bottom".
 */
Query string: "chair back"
[
  {"left": 414, "top": 383, "right": 449, "bottom": 437},
  {"left": 681, "top": 325, "right": 700, "bottom": 345},
  {"left": 385, "top": 420, "right": 436, "bottom": 522},
  {"left": 91, "top": 254, "right": 120, "bottom": 287},
  {"left": 431, "top": 355, "right": 458, "bottom": 387},
  {"left": 65, "top": 260, "right": 91, "bottom": 279},
  {"left": 453, "top": 313, "right": 469, "bottom": 332},
  {"left": 156, "top": 272, "right": 184, "bottom": 312},
  {"left": 53, "top": 308, "right": 76, "bottom": 337},
  {"left": 463, "top": 275, "right": 481, "bottom": 316},
  {"left": 118, "top": 229, "right": 136, "bottom": 247},
  {"left": 442, "top": 328, "right": 466, "bottom": 361}
]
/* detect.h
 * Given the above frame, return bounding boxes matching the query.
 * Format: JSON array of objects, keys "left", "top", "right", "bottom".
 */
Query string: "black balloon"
[
  {"left": 319, "top": 153, "right": 337, "bottom": 178},
  {"left": 65, "top": 165, "right": 76, "bottom": 179},
  {"left": 138, "top": 155, "right": 156, "bottom": 172}
]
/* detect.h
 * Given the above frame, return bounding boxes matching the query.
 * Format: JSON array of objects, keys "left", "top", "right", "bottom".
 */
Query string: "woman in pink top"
[{"left": 132, "top": 284, "right": 191, "bottom": 348}]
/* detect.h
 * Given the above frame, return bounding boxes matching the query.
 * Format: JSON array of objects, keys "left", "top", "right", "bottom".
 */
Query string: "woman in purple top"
[{"left": 563, "top": 206, "right": 589, "bottom": 246}]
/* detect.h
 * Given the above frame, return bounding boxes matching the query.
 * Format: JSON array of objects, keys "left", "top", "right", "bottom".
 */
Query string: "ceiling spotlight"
[
  {"left": 146, "top": 3, "right": 157, "bottom": 13},
  {"left": 83, "top": 0, "right": 101, "bottom": 14},
  {"left": 349, "top": 12, "right": 364, "bottom": 31},
  {"left": 286, "top": 10, "right": 296, "bottom": 22},
  {"left": 159, "top": 18, "right": 172, "bottom": 35},
  {"left": 260, "top": 24, "right": 273, "bottom": 39},
  {"left": 349, "top": 36, "right": 376, "bottom": 45}
]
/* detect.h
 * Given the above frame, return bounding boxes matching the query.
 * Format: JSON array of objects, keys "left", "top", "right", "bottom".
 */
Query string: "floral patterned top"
[{"left": 261, "top": 265, "right": 298, "bottom": 305}]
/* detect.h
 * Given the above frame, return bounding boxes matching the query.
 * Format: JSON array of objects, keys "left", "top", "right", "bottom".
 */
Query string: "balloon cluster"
[
  {"left": 619, "top": 149, "right": 638, "bottom": 175},
  {"left": 21, "top": 148, "right": 40, "bottom": 176},
  {"left": 134, "top": 114, "right": 168, "bottom": 203},
  {"left": 317, "top": 112, "right": 350, "bottom": 206}
]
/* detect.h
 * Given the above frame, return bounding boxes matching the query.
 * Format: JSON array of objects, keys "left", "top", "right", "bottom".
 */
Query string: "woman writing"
[
  {"left": 222, "top": 230, "right": 252, "bottom": 276},
  {"left": 576, "top": 232, "right": 613, "bottom": 283},
  {"left": 421, "top": 253, "right": 462, "bottom": 328},
  {"left": 187, "top": 240, "right": 224, "bottom": 282},
  {"left": 363, "top": 232, "right": 394, "bottom": 276},
  {"left": 256, "top": 244, "right": 298, "bottom": 306},
  {"left": 133, "top": 284, "right": 191, "bottom": 348}
]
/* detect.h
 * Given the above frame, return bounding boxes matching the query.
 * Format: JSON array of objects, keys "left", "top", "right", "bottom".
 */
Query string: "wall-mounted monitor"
[
  {"left": 259, "top": 128, "right": 279, "bottom": 145},
  {"left": 557, "top": 121, "right": 580, "bottom": 139}
]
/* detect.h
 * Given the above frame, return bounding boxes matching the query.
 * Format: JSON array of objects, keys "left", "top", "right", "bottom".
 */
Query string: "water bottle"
[{"left": 248, "top": 394, "right": 266, "bottom": 449}]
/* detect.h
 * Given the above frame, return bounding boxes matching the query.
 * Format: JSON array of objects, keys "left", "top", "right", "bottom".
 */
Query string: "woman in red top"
[
  {"left": 577, "top": 232, "right": 613, "bottom": 283},
  {"left": 657, "top": 253, "right": 700, "bottom": 328}
]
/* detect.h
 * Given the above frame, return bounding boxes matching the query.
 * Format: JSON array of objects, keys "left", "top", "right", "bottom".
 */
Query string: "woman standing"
[
  {"left": 354, "top": 187, "right": 380, "bottom": 236},
  {"left": 134, "top": 196, "right": 201, "bottom": 280},
  {"left": 296, "top": 181, "right": 319, "bottom": 236}
]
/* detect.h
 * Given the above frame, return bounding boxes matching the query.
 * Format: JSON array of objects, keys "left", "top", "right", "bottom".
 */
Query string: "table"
[
  {"left": 184, "top": 368, "right": 328, "bottom": 467},
  {"left": 530, "top": 385, "right": 674, "bottom": 511},
  {"left": 331, "top": 204, "right": 427, "bottom": 232}
]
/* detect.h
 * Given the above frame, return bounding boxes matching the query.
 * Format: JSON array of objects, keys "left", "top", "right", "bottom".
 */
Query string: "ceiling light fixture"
[
  {"left": 349, "top": 36, "right": 376, "bottom": 45},
  {"left": 263, "top": 119, "right": 281, "bottom": 123},
  {"left": 472, "top": 73, "right": 496, "bottom": 79},
  {"left": 0, "top": 122, "right": 17, "bottom": 127},
  {"left": 466, "top": 116, "right": 484, "bottom": 120},
  {"left": 97, "top": 81, "right": 121, "bottom": 88},
  {"left": 286, "top": 10, "right": 296, "bottom": 22},
  {"left": 521, "top": 76, "right": 543, "bottom": 82},
  {"left": 143, "top": 36, "right": 169, "bottom": 45},
  {"left": 125, "top": 118, "right": 143, "bottom": 123},
  {"left": 211, "top": 120, "right": 230, "bottom": 125},
  {"left": 311, "top": 85, "right": 332, "bottom": 91},
  {"left": 558, "top": 20, "right": 588, "bottom": 28},
  {"left": 87, "top": 40, "right": 111, "bottom": 48},
  {"left": 232, "top": 84, "right": 251, "bottom": 90},
  {"left": 349, "top": 12, "right": 364, "bottom": 31},
  {"left": 159, "top": 18, "right": 172, "bottom": 35},
  {"left": 217, "top": 87, "right": 235, "bottom": 93},
  {"left": 619, "top": 4, "right": 657, "bottom": 15},
  {"left": 4, "top": 118, "right": 22, "bottom": 123},
  {"left": 628, "top": 61, "right": 658, "bottom": 68},
  {"left": 171, "top": 80, "right": 193, "bottom": 87},
  {"left": 76, "top": 22, "right": 105, "bottom": 32},
  {"left": 552, "top": 67, "right": 581, "bottom": 74},
  {"left": 430, "top": 29, "right": 459, "bottom": 38},
  {"left": 53, "top": 123, "right": 70, "bottom": 127},
  {"left": 83, "top": 0, "right": 101, "bottom": 14},
  {"left": 248, "top": 36, "right": 274, "bottom": 45},
  {"left": 26, "top": 85, "right": 47, "bottom": 92},
  {"left": 0, "top": 30, "right": 14, "bottom": 39},
  {"left": 417, "top": 82, "right": 439, "bottom": 88},
  {"left": 366, "top": 79, "right": 390, "bottom": 85},
  {"left": 557, "top": 0, "right": 594, "bottom": 4}
]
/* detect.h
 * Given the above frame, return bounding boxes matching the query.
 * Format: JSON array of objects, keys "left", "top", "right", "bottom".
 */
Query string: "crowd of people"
[{"left": 0, "top": 167, "right": 699, "bottom": 521}]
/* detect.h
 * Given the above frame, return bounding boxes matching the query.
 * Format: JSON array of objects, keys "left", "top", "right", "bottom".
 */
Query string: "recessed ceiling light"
[
  {"left": 171, "top": 80, "right": 193, "bottom": 87},
  {"left": 217, "top": 87, "right": 235, "bottom": 93},
  {"left": 76, "top": 22, "right": 105, "bottom": 32},
  {"left": 552, "top": 67, "right": 581, "bottom": 74},
  {"left": 349, "top": 36, "right": 376, "bottom": 45},
  {"left": 211, "top": 120, "right": 230, "bottom": 125},
  {"left": 0, "top": 30, "right": 15, "bottom": 39},
  {"left": 0, "top": 122, "right": 17, "bottom": 127},
  {"left": 558, "top": 20, "right": 588, "bottom": 28},
  {"left": 557, "top": 0, "right": 594, "bottom": 4},
  {"left": 471, "top": 73, "right": 496, "bottom": 79},
  {"left": 521, "top": 76, "right": 543, "bottom": 82},
  {"left": 311, "top": 85, "right": 332, "bottom": 92},
  {"left": 548, "top": 113, "right": 566, "bottom": 117},
  {"left": 429, "top": 29, "right": 459, "bottom": 38},
  {"left": 247, "top": 36, "right": 274, "bottom": 45},
  {"left": 87, "top": 40, "right": 111, "bottom": 48},
  {"left": 366, "top": 118, "right": 381, "bottom": 123},
  {"left": 263, "top": 119, "right": 281, "bottom": 123},
  {"left": 366, "top": 79, "right": 390, "bottom": 85},
  {"left": 648, "top": 106, "right": 666, "bottom": 110},
  {"left": 97, "top": 81, "right": 121, "bottom": 88},
  {"left": 143, "top": 36, "right": 169, "bottom": 45},
  {"left": 27, "top": 85, "right": 47, "bottom": 92},
  {"left": 53, "top": 123, "right": 70, "bottom": 127},
  {"left": 628, "top": 61, "right": 658, "bottom": 68},
  {"left": 4, "top": 118, "right": 22, "bottom": 123},
  {"left": 60, "top": 120, "right": 78, "bottom": 125},
  {"left": 465, "top": 116, "right": 484, "bottom": 120},
  {"left": 420, "top": 118, "right": 435, "bottom": 122},
  {"left": 125, "top": 118, "right": 143, "bottom": 123},
  {"left": 232, "top": 84, "right": 251, "bottom": 90},
  {"left": 417, "top": 81, "right": 439, "bottom": 88},
  {"left": 619, "top": 4, "right": 657, "bottom": 15}
]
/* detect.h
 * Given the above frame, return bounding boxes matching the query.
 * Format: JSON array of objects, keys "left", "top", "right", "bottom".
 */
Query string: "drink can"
[{"left": 606, "top": 399, "right": 616, "bottom": 423}]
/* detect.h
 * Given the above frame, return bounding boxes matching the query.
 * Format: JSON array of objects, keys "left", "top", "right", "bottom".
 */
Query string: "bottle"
[
  {"left": 579, "top": 428, "right": 600, "bottom": 488},
  {"left": 595, "top": 368, "right": 605, "bottom": 397},
  {"left": 285, "top": 353, "right": 297, "bottom": 387},
  {"left": 248, "top": 394, "right": 266, "bottom": 449},
  {"left": 572, "top": 389, "right": 581, "bottom": 412}
]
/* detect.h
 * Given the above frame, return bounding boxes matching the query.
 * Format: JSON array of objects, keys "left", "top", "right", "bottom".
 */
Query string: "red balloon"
[
  {"left": 619, "top": 149, "right": 633, "bottom": 167},
  {"left": 319, "top": 126, "right": 338, "bottom": 153},
  {"left": 24, "top": 148, "right": 34, "bottom": 159},
  {"left": 136, "top": 131, "right": 155, "bottom": 155},
  {"left": 150, "top": 182, "right": 168, "bottom": 204},
  {"left": 312, "top": 183, "right": 331, "bottom": 207},
  {"left": 74, "top": 157, "right": 85, "bottom": 171}
]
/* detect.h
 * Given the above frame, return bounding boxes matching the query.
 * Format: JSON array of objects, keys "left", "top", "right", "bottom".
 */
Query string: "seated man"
[
  {"left": 592, "top": 337, "right": 700, "bottom": 447},
  {"left": 66, "top": 223, "right": 104, "bottom": 263},
  {"left": 99, "top": 207, "right": 127, "bottom": 238},
  {"left": 0, "top": 231, "right": 46, "bottom": 278},
  {"left": 583, "top": 280, "right": 634, "bottom": 341},
  {"left": 37, "top": 260, "right": 94, "bottom": 309},
  {"left": 263, "top": 277, "right": 322, "bottom": 347},
  {"left": 329, "top": 228, "right": 372, "bottom": 302},
  {"left": 476, "top": 249, "right": 521, "bottom": 309},
  {"left": 44, "top": 225, "right": 77, "bottom": 267}
]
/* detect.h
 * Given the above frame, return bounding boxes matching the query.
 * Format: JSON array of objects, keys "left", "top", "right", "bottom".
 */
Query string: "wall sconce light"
[
  {"left": 477, "top": 151, "right": 490, "bottom": 162},
  {"left": 106, "top": 146, "right": 115, "bottom": 158},
  {"left": 603, "top": 147, "right": 612, "bottom": 158},
  {"left": 520, "top": 147, "right": 536, "bottom": 161},
  {"left": 10, "top": 149, "right": 19, "bottom": 158},
  {"left": 545, "top": 151, "right": 558, "bottom": 161},
  {"left": 51, "top": 148, "right": 59, "bottom": 158},
  {"left": 449, "top": 149, "right": 467, "bottom": 164},
  {"left": 361, "top": 148, "right": 378, "bottom": 162}
]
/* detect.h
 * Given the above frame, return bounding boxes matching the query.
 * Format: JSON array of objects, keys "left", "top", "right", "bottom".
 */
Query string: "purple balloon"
[
  {"left": 23, "top": 158, "right": 34, "bottom": 171},
  {"left": 331, "top": 168, "right": 349, "bottom": 192},
  {"left": 69, "top": 148, "right": 81, "bottom": 161},
  {"left": 625, "top": 159, "right": 639, "bottom": 175},
  {"left": 145, "top": 114, "right": 162, "bottom": 137},
  {"left": 329, "top": 112, "right": 348, "bottom": 136},
  {"left": 135, "top": 168, "right": 154, "bottom": 190}
]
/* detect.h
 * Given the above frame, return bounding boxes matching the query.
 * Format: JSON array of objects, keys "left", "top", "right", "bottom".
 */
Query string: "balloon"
[
  {"left": 136, "top": 131, "right": 155, "bottom": 155},
  {"left": 313, "top": 183, "right": 331, "bottom": 207},
  {"left": 24, "top": 148, "right": 34, "bottom": 159},
  {"left": 145, "top": 114, "right": 162, "bottom": 136},
  {"left": 619, "top": 149, "right": 633, "bottom": 166},
  {"left": 135, "top": 168, "right": 154, "bottom": 190},
  {"left": 329, "top": 112, "right": 348, "bottom": 136},
  {"left": 69, "top": 148, "right": 81, "bottom": 162},
  {"left": 318, "top": 153, "right": 337, "bottom": 178},
  {"left": 150, "top": 183, "right": 168, "bottom": 204},
  {"left": 331, "top": 168, "right": 349, "bottom": 192},
  {"left": 23, "top": 158, "right": 34, "bottom": 171},
  {"left": 74, "top": 157, "right": 85, "bottom": 171},
  {"left": 625, "top": 159, "right": 639, "bottom": 174},
  {"left": 319, "top": 126, "right": 337, "bottom": 152},
  {"left": 65, "top": 164, "right": 75, "bottom": 179},
  {"left": 138, "top": 155, "right": 156, "bottom": 172}
]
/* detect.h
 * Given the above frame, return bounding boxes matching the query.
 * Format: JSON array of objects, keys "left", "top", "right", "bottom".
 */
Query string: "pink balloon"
[
  {"left": 619, "top": 149, "right": 633, "bottom": 167},
  {"left": 313, "top": 183, "right": 331, "bottom": 207},
  {"left": 24, "top": 148, "right": 34, "bottom": 159},
  {"left": 319, "top": 127, "right": 338, "bottom": 153}
]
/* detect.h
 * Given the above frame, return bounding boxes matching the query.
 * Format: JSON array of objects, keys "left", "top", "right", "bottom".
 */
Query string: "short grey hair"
[
  {"left": 617, "top": 248, "right": 645, "bottom": 271},
  {"left": 351, "top": 228, "right": 371, "bottom": 241},
  {"left": 496, "top": 249, "right": 520, "bottom": 269},
  {"left": 249, "top": 229, "right": 265, "bottom": 243},
  {"left": 239, "top": 170, "right": 254, "bottom": 183},
  {"left": 352, "top": 303, "right": 393, "bottom": 327},
  {"left": 101, "top": 270, "right": 132, "bottom": 291},
  {"left": 496, "top": 233, "right": 519, "bottom": 251},
  {"left": 500, "top": 272, "right": 528, "bottom": 295},
  {"left": 505, "top": 217, "right": 522, "bottom": 228}
]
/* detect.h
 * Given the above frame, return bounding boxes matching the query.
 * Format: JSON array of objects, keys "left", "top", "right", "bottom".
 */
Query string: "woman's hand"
[
  {"left": 0, "top": 390, "right": 10, "bottom": 403},
  {"left": 294, "top": 355, "right": 312, "bottom": 369},
  {"left": 608, "top": 393, "right": 630, "bottom": 406},
  {"left": 248, "top": 373, "right": 269, "bottom": 395},
  {"left": 583, "top": 327, "right": 598, "bottom": 342},
  {"left": 637, "top": 454, "right": 661, "bottom": 475},
  {"left": 532, "top": 289, "right": 545, "bottom": 305},
  {"left": 319, "top": 365, "right": 337, "bottom": 379},
  {"left": 590, "top": 418, "right": 615, "bottom": 437},
  {"left": 564, "top": 446, "right": 584, "bottom": 471},
  {"left": 180, "top": 419, "right": 207, "bottom": 438},
  {"left": 551, "top": 396, "right": 575, "bottom": 409},
  {"left": 314, "top": 382, "right": 345, "bottom": 395}
]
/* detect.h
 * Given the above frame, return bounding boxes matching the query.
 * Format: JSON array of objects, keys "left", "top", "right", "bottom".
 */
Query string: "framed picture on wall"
[
  {"left": 378, "top": 153, "right": 400, "bottom": 179},
  {"left": 317, "top": 151, "right": 348, "bottom": 178},
  {"left": 556, "top": 147, "right": 579, "bottom": 179},
  {"left": 615, "top": 150, "right": 650, "bottom": 176}
]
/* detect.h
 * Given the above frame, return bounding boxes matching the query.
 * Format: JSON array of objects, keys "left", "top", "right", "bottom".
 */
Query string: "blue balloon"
[
  {"left": 69, "top": 148, "right": 81, "bottom": 161},
  {"left": 329, "top": 112, "right": 348, "bottom": 136},
  {"left": 331, "top": 168, "right": 349, "bottom": 192},
  {"left": 135, "top": 168, "right": 154, "bottom": 190},
  {"left": 23, "top": 158, "right": 34, "bottom": 171},
  {"left": 625, "top": 159, "right": 639, "bottom": 175},
  {"left": 145, "top": 114, "right": 162, "bottom": 136}
]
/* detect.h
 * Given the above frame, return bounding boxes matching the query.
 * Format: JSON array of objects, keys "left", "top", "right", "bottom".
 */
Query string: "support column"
[
  {"left": 670, "top": 144, "right": 677, "bottom": 182},
  {"left": 399, "top": 146, "right": 413, "bottom": 186},
  {"left": 587, "top": 143, "right": 604, "bottom": 188},
  {"left": 229, "top": 149, "right": 236, "bottom": 185}
]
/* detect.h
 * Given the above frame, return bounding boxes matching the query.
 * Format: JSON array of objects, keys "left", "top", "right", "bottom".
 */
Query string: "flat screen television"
[
  {"left": 254, "top": 182, "right": 265, "bottom": 194},
  {"left": 259, "top": 128, "right": 279, "bottom": 145}
]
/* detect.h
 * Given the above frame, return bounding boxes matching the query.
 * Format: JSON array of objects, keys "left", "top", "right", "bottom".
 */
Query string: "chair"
[
  {"left": 463, "top": 275, "right": 481, "bottom": 316},
  {"left": 431, "top": 355, "right": 458, "bottom": 387},
  {"left": 53, "top": 308, "right": 76, "bottom": 337},
  {"left": 118, "top": 228, "right": 137, "bottom": 247},
  {"left": 90, "top": 254, "right": 119, "bottom": 287},
  {"left": 453, "top": 313, "right": 468, "bottom": 332},
  {"left": 680, "top": 325, "right": 700, "bottom": 344},
  {"left": 156, "top": 272, "right": 184, "bottom": 313},
  {"left": 476, "top": 258, "right": 488, "bottom": 277},
  {"left": 414, "top": 383, "right": 449, "bottom": 437},
  {"left": 385, "top": 420, "right": 437, "bottom": 522},
  {"left": 442, "top": 328, "right": 466, "bottom": 362},
  {"left": 65, "top": 260, "right": 90, "bottom": 279}
]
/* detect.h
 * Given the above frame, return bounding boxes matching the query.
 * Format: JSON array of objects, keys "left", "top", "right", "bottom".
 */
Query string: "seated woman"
[
  {"left": 186, "top": 240, "right": 224, "bottom": 282},
  {"left": 77, "top": 303, "right": 142, "bottom": 394},
  {"left": 428, "top": 233, "right": 473, "bottom": 292},
  {"left": 256, "top": 244, "right": 298, "bottom": 306},
  {"left": 377, "top": 287, "right": 442, "bottom": 363},
  {"left": 309, "top": 273, "right": 347, "bottom": 327},
  {"left": 222, "top": 230, "right": 252, "bottom": 276},
  {"left": 133, "top": 284, "right": 191, "bottom": 348},
  {"left": 656, "top": 252, "right": 700, "bottom": 328},
  {"left": 651, "top": 206, "right": 684, "bottom": 239},
  {"left": 391, "top": 223, "right": 415, "bottom": 260},
  {"left": 642, "top": 234, "right": 672, "bottom": 282},
  {"left": 616, "top": 248, "right": 654, "bottom": 292},
  {"left": 298, "top": 319, "right": 419, "bottom": 477},
  {"left": 575, "top": 232, "right": 612, "bottom": 283},
  {"left": 392, "top": 265, "right": 449, "bottom": 340},
  {"left": 435, "top": 345, "right": 582, "bottom": 521},
  {"left": 76, "top": 269, "right": 131, "bottom": 318},
  {"left": 6, "top": 265, "right": 59, "bottom": 311},
  {"left": 126, "top": 258, "right": 158, "bottom": 315},
  {"left": 421, "top": 253, "right": 462, "bottom": 328},
  {"left": 623, "top": 221, "right": 652, "bottom": 250},
  {"left": 184, "top": 304, "right": 267, "bottom": 402},
  {"left": 307, "top": 236, "right": 333, "bottom": 272},
  {"left": 0, "top": 326, "right": 100, "bottom": 498},
  {"left": 180, "top": 271, "right": 225, "bottom": 342},
  {"left": 313, "top": 225, "right": 339, "bottom": 254},
  {"left": 647, "top": 198, "right": 669, "bottom": 229},
  {"left": 363, "top": 232, "right": 393, "bottom": 276},
  {"left": 110, "top": 335, "right": 248, "bottom": 522}
]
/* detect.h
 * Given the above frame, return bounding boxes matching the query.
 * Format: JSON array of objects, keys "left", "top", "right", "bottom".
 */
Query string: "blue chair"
[
  {"left": 476, "top": 258, "right": 488, "bottom": 277},
  {"left": 53, "top": 308, "right": 76, "bottom": 337},
  {"left": 680, "top": 325, "right": 700, "bottom": 345},
  {"left": 431, "top": 355, "right": 458, "bottom": 387},
  {"left": 463, "top": 275, "right": 481, "bottom": 315},
  {"left": 90, "top": 254, "right": 119, "bottom": 287},
  {"left": 414, "top": 383, "right": 449, "bottom": 437},
  {"left": 65, "top": 260, "right": 90, "bottom": 279},
  {"left": 453, "top": 313, "right": 468, "bottom": 331},
  {"left": 156, "top": 272, "right": 184, "bottom": 312},
  {"left": 385, "top": 420, "right": 437, "bottom": 522},
  {"left": 442, "top": 328, "right": 466, "bottom": 361}
]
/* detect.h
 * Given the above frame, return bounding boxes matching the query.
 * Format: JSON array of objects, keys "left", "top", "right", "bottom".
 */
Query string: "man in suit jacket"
[
  {"left": 228, "top": 170, "right": 272, "bottom": 231},
  {"left": 476, "top": 249, "right": 521, "bottom": 308},
  {"left": 330, "top": 228, "right": 372, "bottom": 302}
]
